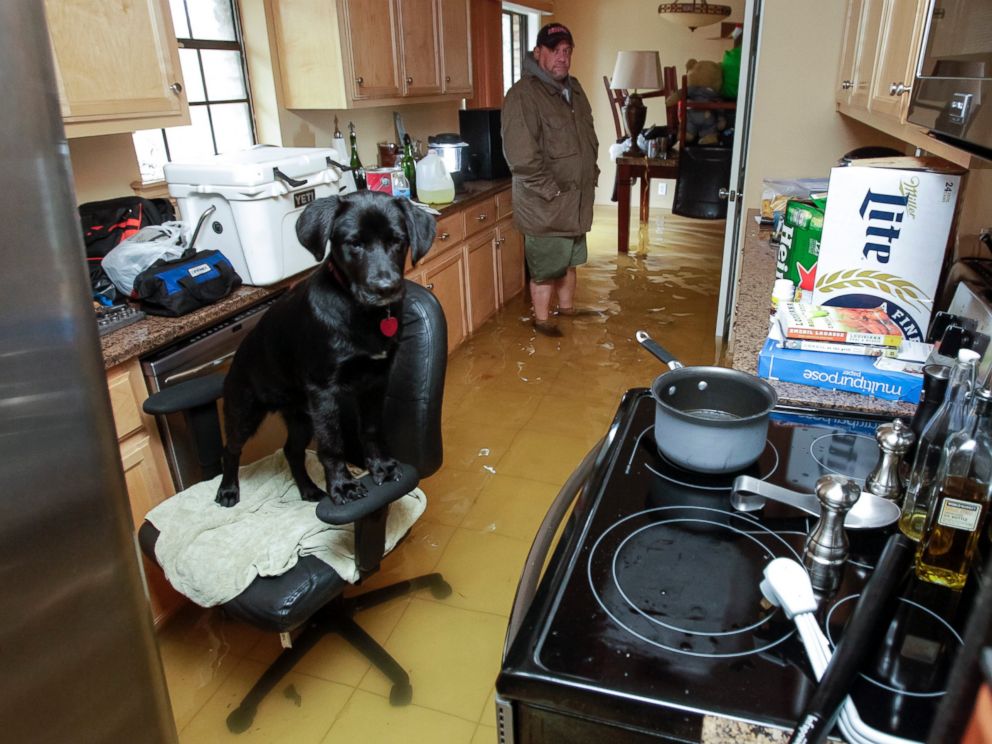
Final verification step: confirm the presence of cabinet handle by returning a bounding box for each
[438,231,450,241]
[426,282,434,290]
[446,75,451,83]
[477,213,488,222]
[841,80,853,90]
[356,76,364,86]
[170,82,183,94]
[406,76,414,84]
[889,82,911,96]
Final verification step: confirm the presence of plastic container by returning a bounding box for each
[415,152,455,205]
[164,146,342,286]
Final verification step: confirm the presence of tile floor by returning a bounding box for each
[156,205,726,743]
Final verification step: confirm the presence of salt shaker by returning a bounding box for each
[804,475,861,593]
[865,419,915,501]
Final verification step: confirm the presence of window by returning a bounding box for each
[501,4,541,93]
[133,0,255,182]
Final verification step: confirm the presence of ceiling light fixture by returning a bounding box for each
[657,1,731,31]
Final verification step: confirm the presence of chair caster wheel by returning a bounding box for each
[390,681,413,706]
[226,704,256,733]
[431,579,452,599]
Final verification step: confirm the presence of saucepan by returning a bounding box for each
[636,330,778,474]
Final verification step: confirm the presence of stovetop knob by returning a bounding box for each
[804,475,861,594]
[865,419,915,501]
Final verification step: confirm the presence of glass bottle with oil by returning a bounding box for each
[915,387,992,590]
[899,349,980,541]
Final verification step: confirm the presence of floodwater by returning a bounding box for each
[156,207,726,743]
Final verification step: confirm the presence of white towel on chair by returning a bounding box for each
[144,451,426,608]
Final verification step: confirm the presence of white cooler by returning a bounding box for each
[164,146,344,286]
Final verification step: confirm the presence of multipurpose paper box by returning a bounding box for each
[811,157,964,342]
[758,338,923,402]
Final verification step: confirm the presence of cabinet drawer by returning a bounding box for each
[496,189,513,220]
[464,196,497,238]
[435,210,466,249]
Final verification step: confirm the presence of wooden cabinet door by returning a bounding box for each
[397,0,442,96]
[496,219,526,304]
[415,249,467,352]
[341,0,402,100]
[45,0,188,133]
[835,0,883,110]
[439,0,473,95]
[868,0,926,123]
[464,228,498,331]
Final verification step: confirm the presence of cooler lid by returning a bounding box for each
[164,146,338,188]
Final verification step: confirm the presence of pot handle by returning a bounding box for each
[635,330,684,370]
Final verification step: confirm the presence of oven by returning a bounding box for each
[497,390,968,743]
[140,294,285,491]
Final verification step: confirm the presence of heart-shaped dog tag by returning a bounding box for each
[380,315,399,337]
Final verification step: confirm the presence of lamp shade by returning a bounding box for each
[610,51,663,91]
[658,1,731,31]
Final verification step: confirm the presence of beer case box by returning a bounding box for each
[775,197,826,302]
[811,157,964,342]
[758,337,923,402]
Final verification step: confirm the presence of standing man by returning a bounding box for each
[502,22,599,337]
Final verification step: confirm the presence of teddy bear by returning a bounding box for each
[666,58,728,146]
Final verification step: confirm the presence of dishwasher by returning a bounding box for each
[141,294,286,491]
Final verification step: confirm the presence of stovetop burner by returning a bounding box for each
[498,390,967,741]
[589,505,801,659]
[632,426,780,491]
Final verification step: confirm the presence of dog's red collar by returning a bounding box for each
[326,259,398,338]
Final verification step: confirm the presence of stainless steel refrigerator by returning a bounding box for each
[0,1,177,741]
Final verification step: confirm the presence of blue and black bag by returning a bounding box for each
[133,248,242,317]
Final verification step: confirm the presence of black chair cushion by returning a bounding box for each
[672,146,733,220]
[139,521,345,633]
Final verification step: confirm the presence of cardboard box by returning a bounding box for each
[812,157,964,342]
[757,338,923,402]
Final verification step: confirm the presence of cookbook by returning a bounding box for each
[778,301,904,347]
[781,338,898,358]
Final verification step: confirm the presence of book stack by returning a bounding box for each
[776,302,903,358]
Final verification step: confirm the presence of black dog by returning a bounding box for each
[215,191,436,508]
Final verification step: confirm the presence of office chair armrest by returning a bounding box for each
[142,374,225,415]
[315,462,419,525]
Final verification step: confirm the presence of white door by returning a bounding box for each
[715,0,761,341]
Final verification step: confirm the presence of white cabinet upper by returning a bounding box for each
[271,0,473,109]
[45,0,189,138]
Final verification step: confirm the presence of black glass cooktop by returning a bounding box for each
[498,390,965,741]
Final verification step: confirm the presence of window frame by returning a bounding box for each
[134,0,256,183]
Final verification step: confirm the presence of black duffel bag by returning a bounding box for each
[133,249,242,317]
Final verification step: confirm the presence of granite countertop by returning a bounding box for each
[100,179,512,369]
[730,209,916,419]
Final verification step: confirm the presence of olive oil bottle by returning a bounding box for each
[900,349,980,540]
[915,387,992,590]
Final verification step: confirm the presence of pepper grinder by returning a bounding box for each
[865,419,915,501]
[804,475,861,594]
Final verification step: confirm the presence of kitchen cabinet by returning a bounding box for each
[44,0,189,138]
[835,0,975,167]
[439,0,473,95]
[410,247,468,353]
[464,228,499,331]
[271,0,472,109]
[404,186,518,353]
[106,360,183,626]
[397,0,443,96]
[496,217,525,304]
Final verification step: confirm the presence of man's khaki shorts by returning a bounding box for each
[524,235,588,282]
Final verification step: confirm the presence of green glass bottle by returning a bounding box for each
[348,121,367,190]
[401,134,418,200]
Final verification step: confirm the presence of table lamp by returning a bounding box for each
[610,51,663,157]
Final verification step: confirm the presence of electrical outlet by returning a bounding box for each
[657,182,668,196]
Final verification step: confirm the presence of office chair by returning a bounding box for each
[138,281,449,732]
